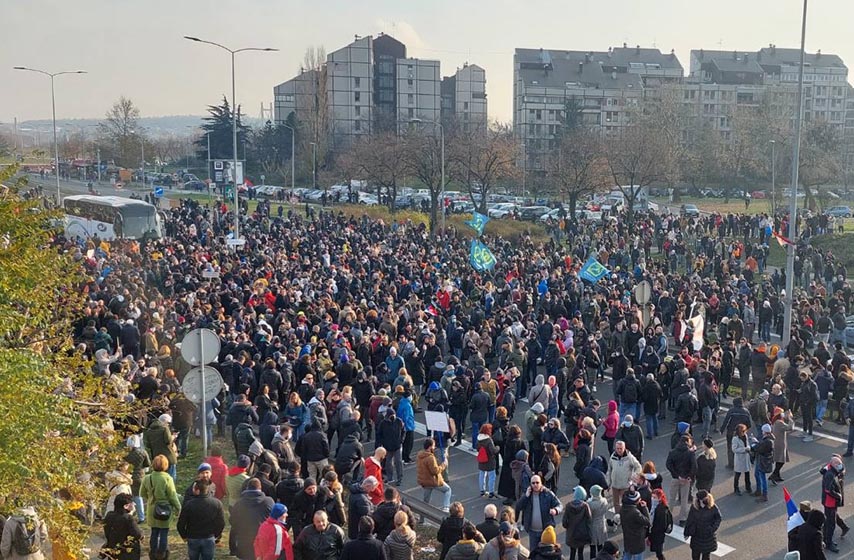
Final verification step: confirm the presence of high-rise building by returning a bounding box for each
[441,63,488,131]
[513,45,683,175]
[273,33,487,148]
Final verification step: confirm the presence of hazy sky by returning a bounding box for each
[2,0,851,127]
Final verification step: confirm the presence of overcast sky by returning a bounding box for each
[2,0,851,127]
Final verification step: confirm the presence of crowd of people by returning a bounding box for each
[5,195,854,560]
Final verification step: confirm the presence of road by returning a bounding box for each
[384,373,854,560]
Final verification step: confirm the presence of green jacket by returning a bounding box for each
[144,420,177,466]
[139,471,181,529]
[225,470,249,507]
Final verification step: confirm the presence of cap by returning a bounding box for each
[499,521,513,535]
[762,423,772,433]
[271,503,287,519]
[540,526,557,545]
[158,414,172,424]
[236,455,251,468]
[197,462,212,473]
[304,477,317,487]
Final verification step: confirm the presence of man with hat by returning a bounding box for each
[595,540,620,560]
[177,479,226,560]
[253,503,293,560]
[183,462,218,502]
[619,488,650,560]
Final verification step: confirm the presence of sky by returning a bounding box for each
[2,0,852,127]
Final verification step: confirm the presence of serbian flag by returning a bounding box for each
[426,304,441,317]
[773,231,793,247]
[784,487,804,532]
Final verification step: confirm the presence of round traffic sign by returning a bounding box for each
[181,366,224,404]
[181,328,221,366]
[634,280,652,305]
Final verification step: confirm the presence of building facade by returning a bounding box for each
[441,63,488,130]
[273,33,487,148]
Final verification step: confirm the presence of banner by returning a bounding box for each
[579,256,609,283]
[689,312,705,351]
[470,239,497,272]
[464,211,490,236]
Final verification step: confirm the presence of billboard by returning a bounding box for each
[210,160,244,186]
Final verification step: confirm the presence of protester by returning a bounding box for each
[176,480,226,560]
[293,511,345,560]
[417,437,452,512]
[684,490,722,560]
[648,488,672,560]
[561,486,592,560]
[253,504,293,560]
[514,475,561,551]
[139,455,180,560]
[230,478,275,560]
[101,494,143,560]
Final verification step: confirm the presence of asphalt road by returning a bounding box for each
[384,373,854,560]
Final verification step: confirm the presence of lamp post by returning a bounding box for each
[184,36,277,243]
[13,66,86,204]
[770,140,776,214]
[782,0,809,347]
[310,142,317,190]
[281,123,296,192]
[410,118,445,236]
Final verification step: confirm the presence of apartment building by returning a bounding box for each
[441,63,488,130]
[273,33,487,147]
[513,45,683,174]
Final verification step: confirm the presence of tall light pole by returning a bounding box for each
[281,123,296,191]
[410,118,445,236]
[13,66,86,204]
[310,142,317,190]
[770,140,776,214]
[184,36,277,243]
[783,0,809,347]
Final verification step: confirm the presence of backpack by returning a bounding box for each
[663,507,674,534]
[622,380,638,403]
[13,517,41,556]
[477,445,489,463]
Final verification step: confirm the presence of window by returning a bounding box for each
[354,120,361,131]
[284,94,294,102]
[408,94,414,104]
[354,77,360,88]
[355,106,361,116]
[465,102,470,110]
[535,109,542,120]
[355,91,361,102]
[407,79,413,86]
[408,108,414,118]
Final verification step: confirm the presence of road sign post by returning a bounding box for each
[181,328,221,458]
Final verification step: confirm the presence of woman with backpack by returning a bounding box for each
[561,486,592,560]
[647,488,673,560]
[476,424,499,498]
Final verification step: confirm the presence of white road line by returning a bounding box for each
[668,525,735,557]
[717,404,849,445]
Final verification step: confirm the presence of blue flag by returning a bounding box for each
[470,239,497,272]
[464,211,490,236]
[579,256,609,283]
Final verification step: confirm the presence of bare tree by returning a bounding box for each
[798,120,842,210]
[345,132,408,210]
[296,46,330,183]
[448,122,519,213]
[402,128,444,232]
[545,126,609,217]
[97,96,144,168]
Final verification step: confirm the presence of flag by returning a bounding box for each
[537,278,549,296]
[688,312,705,351]
[469,239,497,272]
[426,304,441,317]
[579,256,609,283]
[464,212,490,236]
[773,230,793,247]
[784,487,804,532]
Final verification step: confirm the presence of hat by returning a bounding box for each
[677,421,690,435]
[236,455,251,468]
[126,435,141,449]
[531,402,544,413]
[622,415,633,427]
[602,541,619,555]
[499,521,513,535]
[590,485,603,498]
[762,423,772,433]
[760,389,770,399]
[573,486,587,502]
[702,438,714,449]
[304,477,317,488]
[270,503,287,519]
[158,414,172,424]
[197,462,212,473]
[623,490,640,504]
[515,450,529,461]
[540,526,557,545]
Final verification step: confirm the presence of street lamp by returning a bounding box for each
[410,118,445,236]
[184,36,278,243]
[280,122,296,192]
[770,140,776,214]
[310,142,317,190]
[782,0,808,347]
[13,66,86,204]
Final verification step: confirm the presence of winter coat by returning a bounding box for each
[619,503,651,555]
[124,448,151,496]
[666,441,698,480]
[772,415,794,463]
[445,540,484,560]
[696,453,716,492]
[602,402,620,439]
[372,501,413,542]
[755,434,775,474]
[731,435,751,473]
[293,523,345,560]
[476,433,499,471]
[469,390,490,423]
[574,436,594,479]
[437,516,466,560]
[510,459,533,501]
[230,489,275,560]
[607,451,641,490]
[139,471,181,530]
[397,398,415,431]
[383,527,416,560]
[295,427,329,462]
[615,424,644,459]
[102,509,142,560]
[479,536,523,560]
[417,449,446,488]
[528,376,551,410]
[177,493,225,540]
[528,544,563,560]
[334,433,364,478]
[561,500,592,547]
[253,517,294,560]
[580,457,610,494]
[587,496,609,546]
[648,502,672,551]
[684,503,721,554]
[347,483,375,539]
[796,510,827,560]
[340,535,385,560]
[143,419,177,466]
[515,489,562,533]
[498,436,527,500]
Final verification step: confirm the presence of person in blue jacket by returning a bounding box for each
[397,390,416,463]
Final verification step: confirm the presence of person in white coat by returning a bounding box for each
[730,423,753,495]
[607,441,641,511]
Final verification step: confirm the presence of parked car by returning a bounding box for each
[183,180,207,191]
[751,190,767,199]
[825,205,852,218]
[680,203,700,217]
[488,203,517,218]
[518,205,551,221]
[357,192,379,206]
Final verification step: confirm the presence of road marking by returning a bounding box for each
[414,421,478,457]
[717,403,848,445]
[668,525,735,557]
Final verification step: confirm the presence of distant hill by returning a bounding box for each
[15,115,264,137]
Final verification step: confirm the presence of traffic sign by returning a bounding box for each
[153,186,164,198]
[181,328,221,366]
[634,280,652,305]
[181,366,224,404]
[226,238,246,246]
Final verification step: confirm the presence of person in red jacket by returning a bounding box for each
[364,448,386,505]
[204,445,229,501]
[254,503,293,560]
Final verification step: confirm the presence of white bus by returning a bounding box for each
[63,195,163,241]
